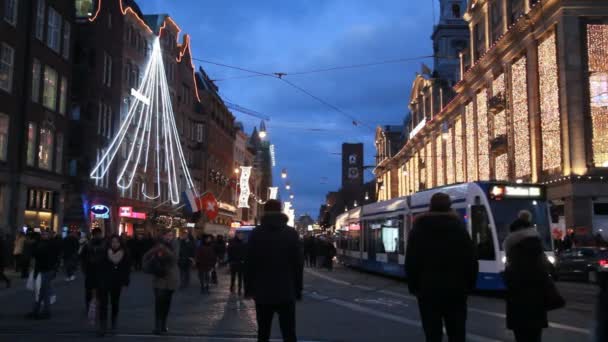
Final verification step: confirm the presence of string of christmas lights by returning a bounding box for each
[477,91,490,180]
[90,38,197,204]
[435,135,444,187]
[455,117,464,182]
[512,55,531,178]
[538,32,562,172]
[587,24,608,168]
[465,102,478,182]
[446,125,454,185]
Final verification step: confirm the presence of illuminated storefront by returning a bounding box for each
[24,189,56,231]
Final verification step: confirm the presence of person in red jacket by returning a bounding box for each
[195,235,216,294]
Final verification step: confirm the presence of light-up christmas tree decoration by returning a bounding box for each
[90,38,198,204]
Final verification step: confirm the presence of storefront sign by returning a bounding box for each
[90,205,110,219]
[119,206,146,219]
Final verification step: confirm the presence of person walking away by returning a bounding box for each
[26,230,59,319]
[13,232,25,273]
[63,230,80,281]
[177,230,195,289]
[21,232,36,279]
[309,237,318,268]
[97,235,131,336]
[503,211,555,342]
[215,235,227,267]
[405,193,478,342]
[302,236,311,267]
[128,234,143,271]
[195,235,216,294]
[80,228,107,312]
[0,234,11,288]
[227,232,246,294]
[245,200,304,342]
[143,229,178,335]
[325,239,336,271]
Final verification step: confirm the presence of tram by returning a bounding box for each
[335,182,555,290]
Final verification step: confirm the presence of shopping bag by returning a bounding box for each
[88,298,97,326]
[26,271,35,291]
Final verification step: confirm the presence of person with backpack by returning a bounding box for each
[143,229,178,335]
[80,228,107,312]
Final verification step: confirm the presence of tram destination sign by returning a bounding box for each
[489,185,543,199]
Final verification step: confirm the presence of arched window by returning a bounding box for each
[452,3,461,18]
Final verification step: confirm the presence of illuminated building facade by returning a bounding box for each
[375,0,608,232]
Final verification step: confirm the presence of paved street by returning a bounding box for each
[0,264,597,341]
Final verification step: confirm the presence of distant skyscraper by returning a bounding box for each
[431,0,469,83]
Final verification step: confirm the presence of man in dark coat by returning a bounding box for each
[80,228,107,311]
[245,200,304,342]
[503,211,552,342]
[227,232,247,294]
[176,230,195,289]
[26,230,60,319]
[405,193,478,342]
[63,230,80,281]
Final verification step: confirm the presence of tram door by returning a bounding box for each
[366,222,378,262]
[471,204,497,283]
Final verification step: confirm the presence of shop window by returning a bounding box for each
[38,127,54,171]
[0,114,7,161]
[75,0,94,18]
[586,24,608,167]
[3,0,18,26]
[35,0,45,40]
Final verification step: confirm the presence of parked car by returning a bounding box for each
[554,247,608,283]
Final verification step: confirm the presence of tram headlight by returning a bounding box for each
[548,256,556,264]
[501,256,507,264]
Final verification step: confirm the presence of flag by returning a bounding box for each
[183,189,201,213]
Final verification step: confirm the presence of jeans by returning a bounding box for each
[154,288,173,329]
[98,286,122,328]
[230,263,244,292]
[198,270,211,290]
[255,302,297,342]
[417,294,467,342]
[179,264,191,288]
[33,271,56,315]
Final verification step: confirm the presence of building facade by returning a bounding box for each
[375,0,608,235]
[233,124,257,224]
[1,0,74,233]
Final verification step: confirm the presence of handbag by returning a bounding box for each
[543,274,566,311]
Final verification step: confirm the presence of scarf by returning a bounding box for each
[108,249,124,265]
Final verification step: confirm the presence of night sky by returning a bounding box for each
[138,0,436,218]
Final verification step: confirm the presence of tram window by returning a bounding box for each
[471,205,496,260]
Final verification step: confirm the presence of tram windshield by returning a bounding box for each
[490,199,552,251]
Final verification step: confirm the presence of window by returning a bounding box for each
[75,0,94,18]
[42,66,58,110]
[26,122,37,166]
[59,76,67,115]
[31,59,41,102]
[102,52,112,87]
[474,22,486,59]
[46,7,61,53]
[0,113,8,161]
[34,0,45,40]
[0,43,14,93]
[38,127,54,170]
[471,205,495,260]
[62,21,70,59]
[451,3,461,18]
[491,0,503,42]
[55,132,63,173]
[3,0,18,26]
[510,0,525,24]
[97,102,112,138]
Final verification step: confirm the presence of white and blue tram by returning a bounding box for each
[335,182,555,291]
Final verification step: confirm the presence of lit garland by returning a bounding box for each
[538,32,562,172]
[512,55,531,178]
[495,153,508,180]
[238,166,252,208]
[90,38,197,204]
[455,117,464,182]
[477,91,490,180]
[446,126,454,185]
[406,159,411,194]
[425,142,433,188]
[408,157,414,194]
[435,135,444,186]
[493,73,507,137]
[414,151,420,192]
[586,24,608,167]
[465,102,477,181]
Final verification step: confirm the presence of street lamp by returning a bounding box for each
[285,183,291,190]
[364,192,369,201]
[353,200,358,207]
[259,120,267,139]
[281,168,287,179]
[234,167,240,174]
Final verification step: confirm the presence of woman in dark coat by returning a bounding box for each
[97,235,130,336]
[503,211,551,342]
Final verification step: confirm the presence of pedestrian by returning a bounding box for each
[405,193,478,342]
[195,235,216,294]
[13,232,25,273]
[303,235,311,267]
[21,232,36,279]
[80,228,107,312]
[503,211,557,342]
[26,230,59,319]
[176,230,195,289]
[227,232,246,294]
[309,236,318,268]
[97,235,131,336]
[143,229,178,335]
[325,239,336,271]
[128,234,143,271]
[62,230,80,281]
[214,235,227,266]
[245,200,304,342]
[0,234,11,288]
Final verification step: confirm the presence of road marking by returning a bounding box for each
[327,298,501,342]
[306,268,592,336]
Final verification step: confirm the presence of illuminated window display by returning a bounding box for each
[538,33,562,172]
[455,117,464,182]
[477,91,490,180]
[512,55,531,178]
[465,102,477,181]
[586,24,608,167]
[495,153,508,181]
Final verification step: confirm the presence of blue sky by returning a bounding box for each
[138,0,436,218]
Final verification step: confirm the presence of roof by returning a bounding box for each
[123,0,144,19]
[143,14,169,34]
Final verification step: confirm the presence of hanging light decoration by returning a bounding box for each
[238,166,252,208]
[259,120,267,139]
[281,168,287,179]
[285,183,291,190]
